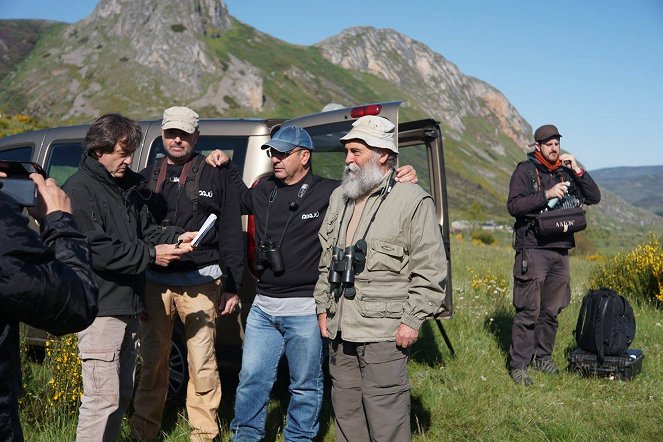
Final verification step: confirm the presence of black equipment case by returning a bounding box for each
[568,348,644,380]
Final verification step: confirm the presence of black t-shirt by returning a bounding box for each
[141,154,244,293]
[227,162,339,298]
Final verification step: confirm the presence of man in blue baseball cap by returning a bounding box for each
[206,124,418,440]
[262,125,315,185]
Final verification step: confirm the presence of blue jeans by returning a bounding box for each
[230,305,324,442]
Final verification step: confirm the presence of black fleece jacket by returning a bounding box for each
[140,153,244,293]
[226,161,339,298]
[508,155,601,251]
[0,195,98,442]
[63,154,181,316]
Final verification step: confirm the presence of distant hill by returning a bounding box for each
[0,19,59,81]
[591,166,663,217]
[0,0,660,249]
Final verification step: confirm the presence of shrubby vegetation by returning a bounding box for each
[0,111,44,137]
[470,230,495,246]
[588,235,662,304]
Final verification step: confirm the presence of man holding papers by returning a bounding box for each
[130,106,244,442]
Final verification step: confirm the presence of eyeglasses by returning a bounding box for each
[265,147,303,159]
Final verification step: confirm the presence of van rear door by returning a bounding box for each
[283,102,453,319]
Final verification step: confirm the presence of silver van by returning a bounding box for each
[0,101,452,401]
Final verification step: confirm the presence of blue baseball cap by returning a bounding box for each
[262,125,314,152]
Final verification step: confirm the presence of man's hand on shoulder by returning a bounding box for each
[205,149,230,168]
[395,323,419,348]
[394,164,418,184]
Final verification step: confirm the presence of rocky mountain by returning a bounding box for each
[316,27,533,217]
[316,27,530,146]
[0,0,661,241]
[0,0,262,121]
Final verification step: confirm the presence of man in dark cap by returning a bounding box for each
[507,124,601,385]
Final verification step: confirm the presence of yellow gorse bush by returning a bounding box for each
[45,334,83,411]
[588,235,663,303]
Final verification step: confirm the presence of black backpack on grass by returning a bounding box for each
[574,288,636,362]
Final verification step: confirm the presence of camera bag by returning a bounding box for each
[574,288,636,363]
[568,348,644,380]
[536,206,587,236]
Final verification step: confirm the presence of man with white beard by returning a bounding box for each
[203,124,417,441]
[314,115,448,442]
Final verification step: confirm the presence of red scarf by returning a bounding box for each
[533,150,561,171]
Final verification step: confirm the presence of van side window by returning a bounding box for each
[0,146,33,161]
[47,142,83,185]
[397,143,431,194]
[147,136,249,172]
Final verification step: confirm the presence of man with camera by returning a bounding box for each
[0,167,98,441]
[507,124,600,386]
[314,115,447,442]
[130,106,244,442]
[61,113,196,441]
[205,125,418,441]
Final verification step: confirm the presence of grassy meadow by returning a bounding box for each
[20,234,663,441]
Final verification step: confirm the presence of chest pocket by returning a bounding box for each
[367,239,407,272]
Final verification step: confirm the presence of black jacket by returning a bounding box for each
[63,154,180,316]
[140,154,244,293]
[0,195,98,442]
[508,155,601,251]
[226,161,339,298]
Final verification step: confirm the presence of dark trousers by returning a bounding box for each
[509,248,571,369]
[329,339,411,442]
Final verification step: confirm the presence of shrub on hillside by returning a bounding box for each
[0,112,45,137]
[588,235,663,304]
[471,231,495,245]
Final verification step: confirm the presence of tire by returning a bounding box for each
[167,323,188,403]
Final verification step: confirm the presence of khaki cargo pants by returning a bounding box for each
[328,339,411,442]
[76,315,140,442]
[131,280,221,441]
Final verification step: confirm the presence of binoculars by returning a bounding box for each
[254,240,285,273]
[327,239,367,299]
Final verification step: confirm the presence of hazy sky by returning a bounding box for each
[1,0,662,170]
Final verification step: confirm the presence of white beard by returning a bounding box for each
[341,153,386,200]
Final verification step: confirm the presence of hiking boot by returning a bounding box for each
[510,368,533,385]
[531,358,559,374]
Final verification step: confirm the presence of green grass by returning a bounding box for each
[20,237,663,441]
